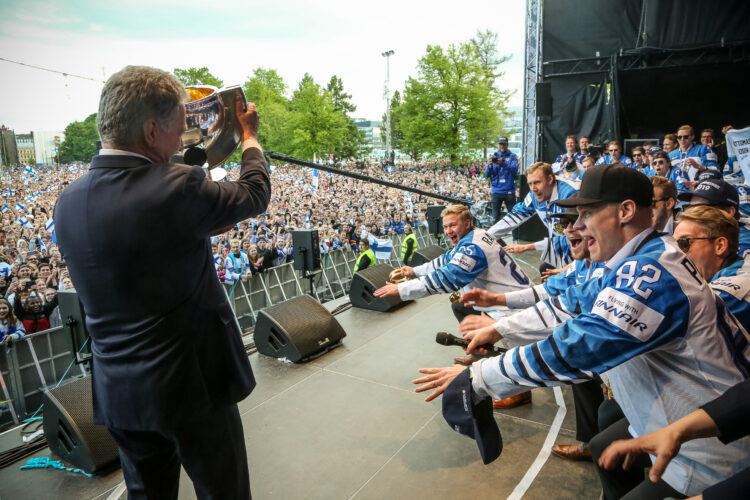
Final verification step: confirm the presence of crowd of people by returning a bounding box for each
[2,90,749,498]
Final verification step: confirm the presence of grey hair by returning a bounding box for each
[97,65,188,148]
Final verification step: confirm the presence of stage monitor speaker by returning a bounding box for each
[536,82,552,120]
[349,264,411,312]
[410,244,446,267]
[292,229,321,272]
[42,377,120,475]
[254,295,346,362]
[426,205,445,235]
[511,174,548,243]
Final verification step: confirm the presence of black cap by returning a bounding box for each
[550,201,579,219]
[697,170,722,181]
[648,146,663,156]
[555,164,653,207]
[677,179,739,208]
[497,136,508,144]
[442,369,503,464]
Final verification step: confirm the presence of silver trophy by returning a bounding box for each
[181,85,246,177]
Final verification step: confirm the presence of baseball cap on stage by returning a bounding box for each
[442,368,503,464]
[696,170,723,181]
[550,203,579,220]
[555,163,652,207]
[497,136,508,144]
[648,146,663,156]
[677,179,739,208]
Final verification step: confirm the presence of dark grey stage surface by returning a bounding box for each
[0,250,601,500]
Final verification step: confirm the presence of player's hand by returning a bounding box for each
[401,266,415,278]
[598,427,682,483]
[460,289,500,308]
[458,312,495,334]
[374,283,399,298]
[505,243,534,253]
[413,365,467,402]
[541,267,565,281]
[464,325,502,354]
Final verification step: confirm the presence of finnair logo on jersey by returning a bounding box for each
[592,287,664,341]
[451,253,476,272]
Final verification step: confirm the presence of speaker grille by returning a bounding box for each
[410,245,446,267]
[349,264,410,312]
[255,295,346,362]
[43,377,119,474]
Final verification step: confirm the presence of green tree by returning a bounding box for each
[325,75,363,159]
[59,113,99,163]
[242,68,290,153]
[398,34,510,162]
[173,67,224,88]
[285,74,349,160]
[326,75,356,114]
[383,90,403,151]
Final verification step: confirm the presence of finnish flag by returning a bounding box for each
[45,217,55,232]
[16,202,24,211]
[17,216,33,229]
[1,204,7,213]
[366,233,394,260]
[312,168,319,189]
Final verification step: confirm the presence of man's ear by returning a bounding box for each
[619,200,638,225]
[714,236,730,259]
[142,118,159,148]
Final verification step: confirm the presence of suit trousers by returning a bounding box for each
[107,404,250,500]
[590,417,686,500]
[572,379,605,443]
[451,301,480,323]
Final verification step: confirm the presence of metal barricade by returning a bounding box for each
[0,325,87,429]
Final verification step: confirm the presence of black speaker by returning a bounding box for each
[410,244,446,267]
[536,82,552,120]
[512,174,548,243]
[426,205,445,235]
[349,264,411,312]
[42,377,120,475]
[254,295,346,362]
[292,229,321,272]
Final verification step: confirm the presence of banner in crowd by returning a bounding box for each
[726,127,750,181]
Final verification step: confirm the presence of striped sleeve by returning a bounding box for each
[471,256,691,399]
[487,195,536,238]
[398,244,487,300]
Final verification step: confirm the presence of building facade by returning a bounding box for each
[15,133,35,165]
[32,130,64,166]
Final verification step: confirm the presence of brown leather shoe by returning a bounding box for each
[492,391,532,409]
[551,442,592,461]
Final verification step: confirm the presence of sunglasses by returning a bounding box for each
[651,159,667,166]
[676,236,715,253]
[553,219,576,233]
[677,135,690,140]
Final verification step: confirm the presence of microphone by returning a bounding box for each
[435,332,506,355]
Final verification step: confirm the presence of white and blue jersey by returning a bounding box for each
[552,153,585,174]
[735,185,750,218]
[397,228,530,302]
[669,144,719,180]
[596,153,632,167]
[739,220,750,258]
[663,166,688,193]
[224,252,249,284]
[488,179,579,268]
[470,229,750,496]
[712,257,750,334]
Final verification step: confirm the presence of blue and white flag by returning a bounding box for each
[0,204,7,213]
[312,168,319,189]
[17,216,33,229]
[45,217,55,232]
[15,202,24,211]
[366,233,394,260]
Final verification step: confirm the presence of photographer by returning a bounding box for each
[484,136,519,222]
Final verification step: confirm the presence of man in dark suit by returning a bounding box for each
[54,65,270,499]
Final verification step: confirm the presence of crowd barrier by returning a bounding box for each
[224,227,449,328]
[0,227,448,428]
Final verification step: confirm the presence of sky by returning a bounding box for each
[0,0,526,133]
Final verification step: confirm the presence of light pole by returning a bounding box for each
[382,49,394,163]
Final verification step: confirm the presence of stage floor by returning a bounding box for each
[0,250,602,500]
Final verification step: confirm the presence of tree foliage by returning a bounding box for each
[243,68,290,153]
[394,31,510,161]
[59,113,99,163]
[173,67,224,88]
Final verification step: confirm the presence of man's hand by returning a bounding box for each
[683,158,703,170]
[236,95,260,145]
[683,180,699,191]
[458,312,495,334]
[598,427,682,483]
[541,266,566,281]
[505,243,535,253]
[374,283,399,298]
[460,289,502,308]
[413,365,467,402]
[400,266,415,278]
[464,325,502,354]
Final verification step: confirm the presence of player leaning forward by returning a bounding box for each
[374,204,532,322]
[415,164,750,499]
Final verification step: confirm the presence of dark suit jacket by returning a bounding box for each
[54,148,270,431]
